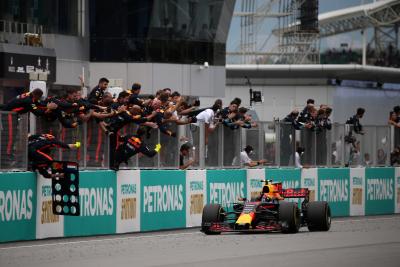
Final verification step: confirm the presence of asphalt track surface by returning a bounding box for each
[1,215,400,267]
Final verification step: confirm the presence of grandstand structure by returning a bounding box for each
[228,0,400,65]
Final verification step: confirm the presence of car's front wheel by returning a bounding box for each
[201,204,225,235]
[279,201,300,233]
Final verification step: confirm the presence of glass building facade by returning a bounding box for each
[1,0,234,65]
[0,0,79,35]
[89,0,232,65]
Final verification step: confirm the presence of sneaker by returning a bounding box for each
[155,143,162,153]
[111,162,120,171]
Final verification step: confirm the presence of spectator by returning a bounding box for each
[299,101,316,165]
[298,98,315,123]
[377,148,387,165]
[111,91,130,110]
[390,146,400,166]
[195,99,222,145]
[179,143,195,170]
[2,88,45,115]
[219,100,239,120]
[388,110,400,127]
[128,83,143,106]
[88,77,109,104]
[231,97,242,107]
[363,153,372,167]
[57,88,93,128]
[390,107,400,148]
[163,88,172,96]
[295,146,305,168]
[1,88,57,165]
[237,145,266,167]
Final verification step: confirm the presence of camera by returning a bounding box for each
[345,132,356,144]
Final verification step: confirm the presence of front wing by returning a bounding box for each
[203,221,283,233]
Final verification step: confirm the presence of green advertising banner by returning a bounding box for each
[318,168,350,217]
[0,172,37,242]
[365,168,395,215]
[207,169,246,210]
[64,171,116,237]
[140,170,186,231]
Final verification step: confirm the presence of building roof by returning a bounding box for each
[226,64,400,83]
[273,0,400,37]
[319,0,400,37]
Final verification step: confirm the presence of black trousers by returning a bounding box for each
[114,143,157,168]
[29,148,53,178]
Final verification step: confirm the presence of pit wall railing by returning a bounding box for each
[1,167,399,243]
[0,113,399,171]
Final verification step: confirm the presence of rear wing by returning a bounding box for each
[281,188,309,198]
[260,180,309,198]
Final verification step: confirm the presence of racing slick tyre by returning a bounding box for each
[201,204,225,235]
[279,201,300,233]
[307,201,331,232]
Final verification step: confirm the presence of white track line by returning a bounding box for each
[0,215,398,251]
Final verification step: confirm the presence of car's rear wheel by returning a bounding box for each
[201,204,225,235]
[307,201,331,231]
[279,201,300,233]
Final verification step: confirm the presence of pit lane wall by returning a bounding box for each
[0,167,399,242]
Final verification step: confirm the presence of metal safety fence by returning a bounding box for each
[0,112,28,170]
[0,112,397,171]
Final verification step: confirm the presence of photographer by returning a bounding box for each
[345,107,365,166]
[280,110,301,166]
[346,107,365,135]
[344,131,361,167]
[315,107,332,165]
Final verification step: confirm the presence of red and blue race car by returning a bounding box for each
[201,180,331,234]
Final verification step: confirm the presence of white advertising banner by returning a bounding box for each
[36,174,64,239]
[186,170,206,227]
[396,167,400,213]
[301,168,318,201]
[116,170,140,233]
[350,168,365,216]
[246,168,265,201]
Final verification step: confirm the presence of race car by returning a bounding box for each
[201,180,331,234]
